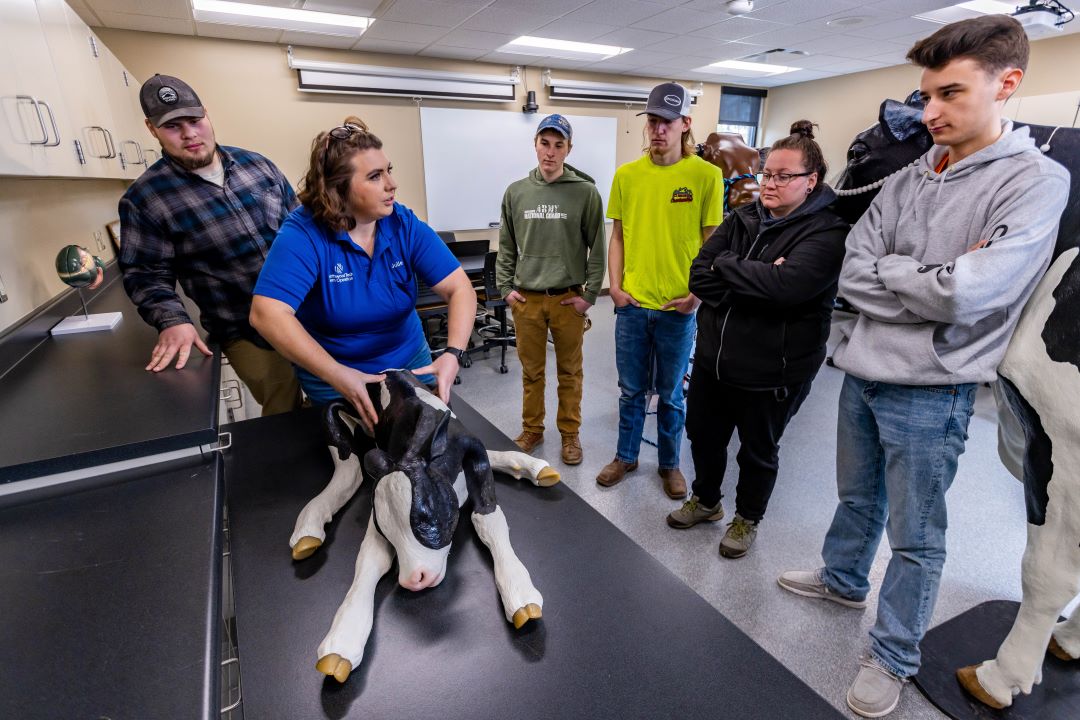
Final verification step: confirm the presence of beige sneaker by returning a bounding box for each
[666,496,724,529]
[561,434,582,465]
[719,514,758,558]
[514,430,544,453]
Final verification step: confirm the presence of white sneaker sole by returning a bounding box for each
[776,576,868,609]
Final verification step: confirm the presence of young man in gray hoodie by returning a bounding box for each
[778,15,1070,718]
[497,114,606,465]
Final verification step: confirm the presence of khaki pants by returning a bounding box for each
[510,289,586,436]
[221,338,302,417]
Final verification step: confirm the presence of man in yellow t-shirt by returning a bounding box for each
[596,82,723,498]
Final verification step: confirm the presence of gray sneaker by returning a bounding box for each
[777,568,868,609]
[719,514,757,558]
[666,496,724,529]
[847,657,905,718]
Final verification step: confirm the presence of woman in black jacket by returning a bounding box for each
[666,120,849,559]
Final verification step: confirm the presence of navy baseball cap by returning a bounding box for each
[536,114,572,140]
[140,74,205,127]
[637,82,691,120]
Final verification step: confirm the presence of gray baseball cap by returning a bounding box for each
[637,82,691,120]
[140,74,205,127]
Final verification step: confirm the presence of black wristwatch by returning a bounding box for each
[443,346,466,362]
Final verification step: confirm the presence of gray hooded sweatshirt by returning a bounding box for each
[832,121,1070,385]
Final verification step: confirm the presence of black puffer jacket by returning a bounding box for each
[689,185,849,390]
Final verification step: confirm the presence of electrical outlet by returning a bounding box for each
[0,272,8,303]
[93,230,106,253]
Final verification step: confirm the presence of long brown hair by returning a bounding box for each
[297,116,383,232]
[769,120,827,182]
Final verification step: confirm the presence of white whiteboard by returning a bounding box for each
[420,107,617,231]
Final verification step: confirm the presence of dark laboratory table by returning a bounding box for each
[0,275,219,482]
[224,400,843,720]
[0,453,223,720]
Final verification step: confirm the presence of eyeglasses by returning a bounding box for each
[760,171,813,187]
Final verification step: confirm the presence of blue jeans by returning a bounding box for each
[821,373,976,678]
[298,343,435,405]
[614,304,696,469]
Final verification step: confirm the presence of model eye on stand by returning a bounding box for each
[51,245,121,335]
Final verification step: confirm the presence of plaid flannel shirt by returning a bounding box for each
[118,145,298,344]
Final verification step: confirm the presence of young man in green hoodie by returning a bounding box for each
[496,114,606,465]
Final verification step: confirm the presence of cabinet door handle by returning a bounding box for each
[37,100,61,147]
[120,139,141,165]
[86,126,117,158]
[15,95,49,145]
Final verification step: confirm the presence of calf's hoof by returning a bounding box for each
[512,602,543,629]
[316,653,353,683]
[536,466,561,488]
[291,536,322,561]
[956,664,1009,709]
[1049,636,1078,661]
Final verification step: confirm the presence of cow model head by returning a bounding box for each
[697,131,761,213]
[832,91,933,226]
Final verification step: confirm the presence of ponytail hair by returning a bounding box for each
[298,116,383,232]
[769,120,827,182]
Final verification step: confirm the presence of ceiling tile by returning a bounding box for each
[849,17,944,41]
[630,7,734,34]
[703,40,772,61]
[351,37,427,54]
[303,0,382,14]
[584,48,678,69]
[436,28,516,50]
[746,0,864,25]
[865,49,913,66]
[591,27,675,48]
[194,22,282,42]
[363,20,449,44]
[738,24,835,48]
[88,0,190,20]
[279,30,359,48]
[419,45,490,61]
[94,10,195,33]
[531,17,618,42]
[461,7,561,34]
[825,38,910,60]
[478,50,548,64]
[645,34,730,57]
[558,0,667,26]
[544,57,599,70]
[689,16,785,41]
[380,0,486,27]
[491,0,590,12]
[865,0,957,13]
[815,57,889,73]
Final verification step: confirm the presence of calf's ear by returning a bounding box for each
[879,98,925,142]
[364,448,395,481]
[322,400,358,461]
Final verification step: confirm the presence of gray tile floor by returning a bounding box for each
[454,296,1069,720]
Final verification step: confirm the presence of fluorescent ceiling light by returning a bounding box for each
[499,35,631,61]
[698,59,798,76]
[192,0,373,35]
[914,1,1015,24]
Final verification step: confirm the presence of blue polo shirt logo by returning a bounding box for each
[329,262,353,284]
[391,260,404,269]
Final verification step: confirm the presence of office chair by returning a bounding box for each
[436,230,456,244]
[466,250,515,374]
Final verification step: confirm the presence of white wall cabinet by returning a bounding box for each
[0,0,81,176]
[1,0,148,180]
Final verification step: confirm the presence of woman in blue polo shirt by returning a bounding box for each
[250,117,476,430]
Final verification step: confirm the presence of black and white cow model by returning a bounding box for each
[288,370,561,683]
[834,101,1080,709]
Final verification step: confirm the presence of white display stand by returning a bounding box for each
[51,312,122,335]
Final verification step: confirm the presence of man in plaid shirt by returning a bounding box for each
[119,74,301,415]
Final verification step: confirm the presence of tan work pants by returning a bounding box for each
[510,289,586,436]
[221,338,302,417]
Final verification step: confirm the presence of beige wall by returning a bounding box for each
[96,28,723,245]
[762,33,1080,183]
[0,177,124,334]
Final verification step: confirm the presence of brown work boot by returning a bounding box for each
[514,430,544,453]
[596,458,638,487]
[561,434,583,465]
[659,468,687,499]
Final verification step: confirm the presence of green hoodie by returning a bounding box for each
[496,164,606,305]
